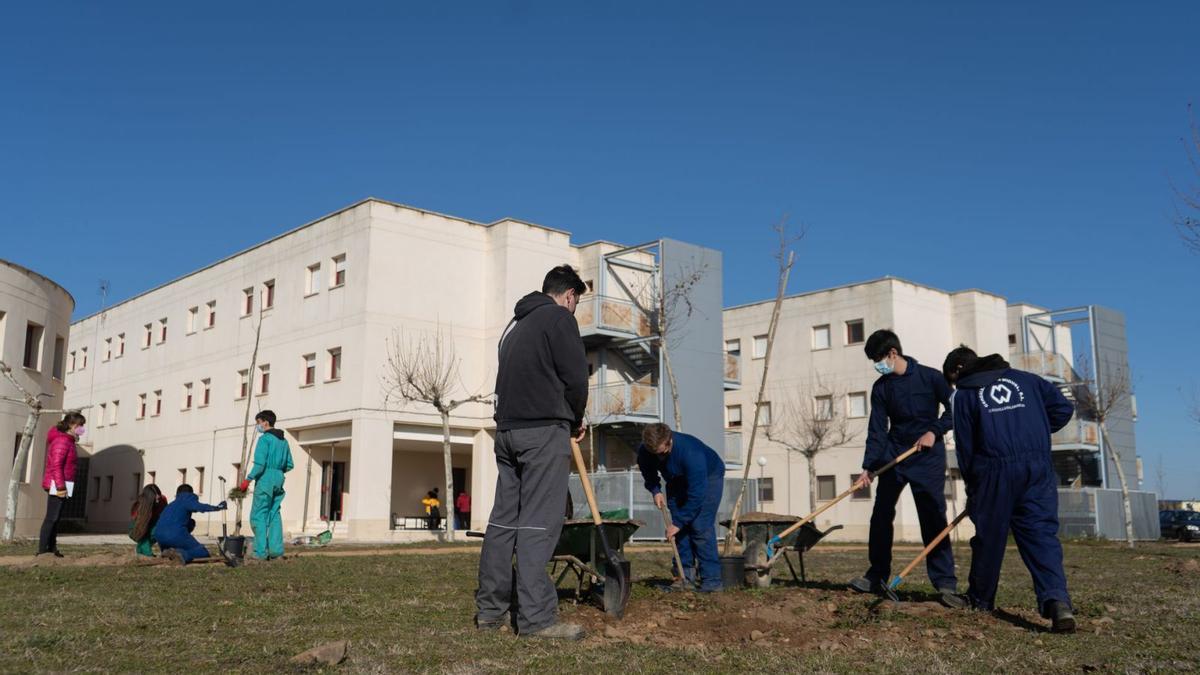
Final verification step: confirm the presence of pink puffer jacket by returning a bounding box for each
[41,427,77,491]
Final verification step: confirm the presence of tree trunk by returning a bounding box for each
[805,451,818,514]
[662,341,683,430]
[3,407,40,542]
[1101,424,1136,548]
[441,408,455,541]
[233,314,264,536]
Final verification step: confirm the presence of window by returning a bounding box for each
[90,476,100,501]
[758,402,771,426]
[945,469,960,501]
[153,390,162,417]
[69,351,76,373]
[12,433,31,483]
[148,470,156,485]
[103,476,113,501]
[109,400,119,426]
[52,337,65,379]
[752,334,767,359]
[262,280,275,310]
[117,333,125,357]
[814,395,833,421]
[97,403,107,428]
[137,394,147,419]
[758,477,774,502]
[80,346,87,369]
[845,320,865,345]
[232,463,241,483]
[201,379,211,407]
[183,383,193,410]
[258,364,270,395]
[103,337,112,362]
[143,324,153,348]
[328,348,342,381]
[132,473,142,498]
[237,370,249,399]
[812,324,831,350]
[242,288,254,316]
[158,318,167,344]
[187,307,199,334]
[206,301,216,328]
[851,475,872,500]
[331,254,346,288]
[303,354,316,386]
[178,468,187,487]
[306,263,321,295]
[725,338,741,354]
[23,322,44,370]
[195,467,205,495]
[726,404,743,428]
[848,392,868,418]
[817,475,836,501]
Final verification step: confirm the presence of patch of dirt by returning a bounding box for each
[4,552,151,568]
[1166,558,1200,575]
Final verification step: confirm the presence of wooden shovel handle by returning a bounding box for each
[895,510,969,581]
[570,439,603,526]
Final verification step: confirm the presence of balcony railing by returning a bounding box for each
[588,382,659,422]
[575,295,654,339]
[724,352,741,387]
[1052,419,1100,448]
[1011,351,1078,383]
[722,431,744,465]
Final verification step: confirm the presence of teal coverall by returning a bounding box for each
[248,429,294,559]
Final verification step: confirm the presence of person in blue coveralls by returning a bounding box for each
[848,329,964,608]
[636,422,726,592]
[153,484,226,564]
[942,345,1077,633]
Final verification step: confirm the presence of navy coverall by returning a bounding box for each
[862,356,957,589]
[953,362,1075,616]
[637,432,725,590]
[152,493,223,563]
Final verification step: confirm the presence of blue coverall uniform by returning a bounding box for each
[953,360,1075,616]
[637,431,725,591]
[153,493,223,563]
[248,429,294,560]
[862,356,957,590]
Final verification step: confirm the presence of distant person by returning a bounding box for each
[636,423,726,592]
[423,491,441,530]
[38,412,85,557]
[455,490,472,530]
[943,346,1078,632]
[154,484,226,565]
[237,410,293,561]
[129,484,167,557]
[476,264,589,641]
[849,329,963,608]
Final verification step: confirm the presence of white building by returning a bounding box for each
[65,199,726,541]
[0,259,75,537]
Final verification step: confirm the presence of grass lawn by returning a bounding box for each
[0,540,1196,673]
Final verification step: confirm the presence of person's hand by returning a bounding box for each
[666,524,680,540]
[916,431,937,450]
[573,425,587,443]
[218,501,228,511]
[238,479,250,492]
[654,493,666,510]
[54,489,67,498]
[856,470,873,487]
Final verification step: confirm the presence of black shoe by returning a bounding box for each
[52,550,64,558]
[1047,601,1076,634]
[848,577,885,594]
[475,612,511,632]
[937,587,967,609]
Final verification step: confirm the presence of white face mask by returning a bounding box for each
[255,424,265,433]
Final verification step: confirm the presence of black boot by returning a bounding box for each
[1047,600,1076,634]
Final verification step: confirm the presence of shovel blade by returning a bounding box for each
[603,558,632,618]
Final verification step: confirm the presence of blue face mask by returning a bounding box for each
[255,423,265,433]
[873,358,894,376]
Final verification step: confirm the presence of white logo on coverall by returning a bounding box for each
[978,378,1026,413]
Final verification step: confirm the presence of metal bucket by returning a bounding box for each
[719,555,745,589]
[219,535,246,560]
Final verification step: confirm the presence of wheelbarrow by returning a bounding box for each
[721,513,843,588]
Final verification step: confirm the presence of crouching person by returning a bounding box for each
[636,423,726,592]
[943,346,1077,633]
[153,484,226,565]
[129,484,168,557]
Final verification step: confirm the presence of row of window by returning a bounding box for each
[726,319,866,359]
[91,348,343,428]
[66,253,348,375]
[725,391,869,428]
[89,466,236,503]
[756,475,873,503]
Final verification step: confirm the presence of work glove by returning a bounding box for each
[218,501,228,510]
[238,479,250,492]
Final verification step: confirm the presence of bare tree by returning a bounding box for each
[231,305,265,537]
[766,380,861,514]
[0,360,85,542]
[1173,103,1200,254]
[383,327,491,541]
[724,221,802,555]
[1074,357,1137,547]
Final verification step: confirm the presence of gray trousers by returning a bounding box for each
[475,423,570,634]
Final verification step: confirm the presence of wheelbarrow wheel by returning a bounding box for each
[743,541,772,589]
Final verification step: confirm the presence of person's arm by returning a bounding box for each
[44,437,67,492]
[247,435,267,482]
[636,448,662,495]
[549,313,589,429]
[952,390,976,485]
[1040,377,1075,433]
[283,441,294,473]
[930,371,954,437]
[862,382,889,472]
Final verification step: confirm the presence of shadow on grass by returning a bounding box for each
[991,608,1047,633]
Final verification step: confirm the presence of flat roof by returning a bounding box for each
[724,276,1008,312]
[0,258,76,308]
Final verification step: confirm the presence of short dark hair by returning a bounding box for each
[56,412,86,433]
[942,345,978,385]
[255,410,277,427]
[641,423,674,451]
[176,484,194,496]
[864,329,903,361]
[542,265,586,297]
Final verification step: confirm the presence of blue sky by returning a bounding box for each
[2,2,1198,497]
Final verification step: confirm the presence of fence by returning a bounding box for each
[569,469,759,541]
[1058,488,1160,540]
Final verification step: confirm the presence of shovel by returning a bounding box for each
[216,476,243,567]
[657,493,689,591]
[570,438,631,618]
[766,443,922,563]
[884,510,969,601]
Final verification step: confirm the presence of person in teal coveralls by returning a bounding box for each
[238,410,294,560]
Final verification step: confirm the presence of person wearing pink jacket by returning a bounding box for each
[38,412,85,557]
